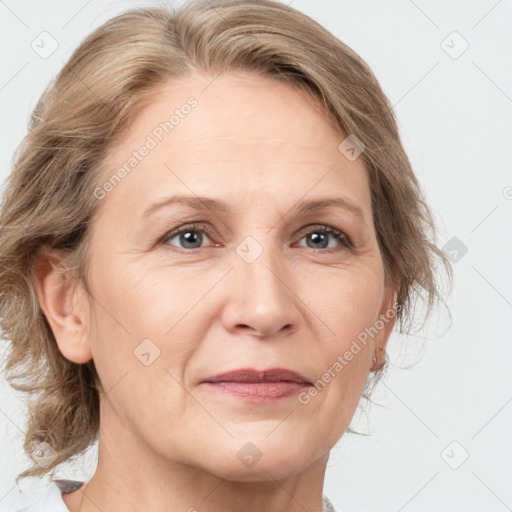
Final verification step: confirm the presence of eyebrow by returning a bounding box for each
[142,195,365,221]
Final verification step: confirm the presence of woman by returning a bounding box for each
[0,1,452,511]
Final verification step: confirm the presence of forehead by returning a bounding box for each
[95,70,372,222]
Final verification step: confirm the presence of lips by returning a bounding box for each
[202,367,312,385]
[201,368,313,402]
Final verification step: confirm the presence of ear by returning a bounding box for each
[33,247,92,364]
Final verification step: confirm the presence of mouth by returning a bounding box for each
[201,368,312,402]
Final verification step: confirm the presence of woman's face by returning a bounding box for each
[78,70,396,480]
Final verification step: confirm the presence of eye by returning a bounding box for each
[159,223,214,250]
[159,222,353,253]
[296,225,352,251]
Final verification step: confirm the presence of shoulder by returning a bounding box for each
[8,477,84,512]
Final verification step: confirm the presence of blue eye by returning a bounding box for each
[159,223,353,252]
[160,223,213,250]
[297,226,351,251]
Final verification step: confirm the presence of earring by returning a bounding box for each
[371,342,384,371]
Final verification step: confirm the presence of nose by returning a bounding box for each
[221,240,302,339]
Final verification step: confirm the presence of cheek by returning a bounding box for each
[310,262,385,350]
[302,265,384,412]
[88,249,181,338]
[85,262,195,441]
[85,254,204,402]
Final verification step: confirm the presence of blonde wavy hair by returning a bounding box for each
[0,0,453,482]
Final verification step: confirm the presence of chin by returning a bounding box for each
[200,438,318,482]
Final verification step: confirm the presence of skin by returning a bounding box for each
[35,70,397,512]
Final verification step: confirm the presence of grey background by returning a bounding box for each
[1,1,511,511]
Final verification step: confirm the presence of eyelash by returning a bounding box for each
[158,222,354,253]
